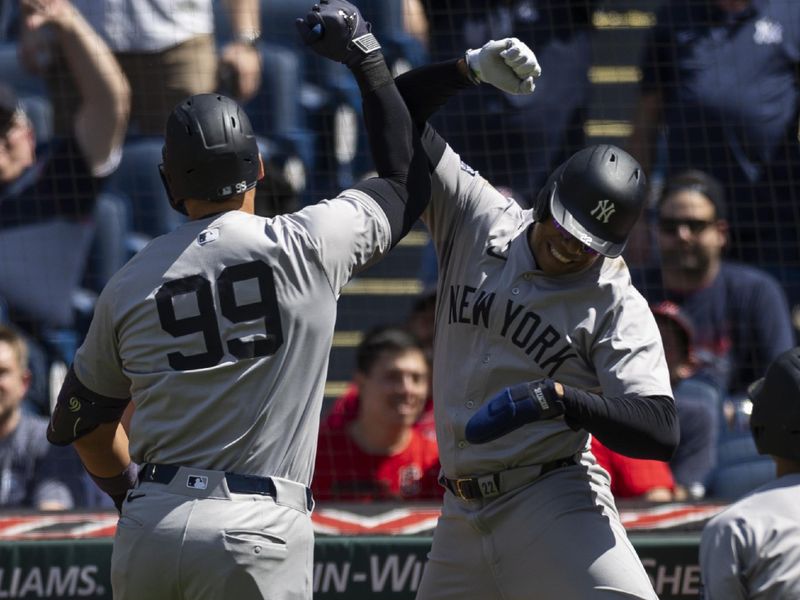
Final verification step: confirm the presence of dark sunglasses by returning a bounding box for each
[552,219,598,256]
[658,218,716,235]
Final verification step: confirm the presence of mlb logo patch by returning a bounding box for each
[198,228,219,246]
[187,475,209,490]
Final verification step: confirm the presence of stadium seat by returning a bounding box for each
[707,433,777,500]
[0,41,45,96]
[707,457,776,501]
[0,2,19,41]
[83,192,134,294]
[105,136,186,239]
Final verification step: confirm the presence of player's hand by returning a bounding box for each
[295,0,381,67]
[465,379,565,444]
[465,38,541,95]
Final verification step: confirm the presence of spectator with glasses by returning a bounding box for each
[632,169,794,400]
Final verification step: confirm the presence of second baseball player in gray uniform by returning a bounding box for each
[394,40,679,598]
[700,347,800,599]
[46,2,430,599]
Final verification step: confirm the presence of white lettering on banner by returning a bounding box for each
[641,559,701,596]
[313,563,350,593]
[313,554,427,594]
[370,554,422,592]
[0,566,101,598]
[47,568,79,596]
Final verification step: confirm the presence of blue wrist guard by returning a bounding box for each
[465,379,565,444]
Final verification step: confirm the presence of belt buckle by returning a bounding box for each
[453,478,473,500]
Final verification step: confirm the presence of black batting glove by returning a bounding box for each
[295,0,381,68]
[465,379,566,444]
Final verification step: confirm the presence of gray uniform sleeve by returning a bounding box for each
[73,280,131,399]
[423,143,507,266]
[700,515,750,600]
[281,190,392,295]
[592,278,673,398]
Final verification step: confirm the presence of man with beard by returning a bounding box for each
[633,169,794,398]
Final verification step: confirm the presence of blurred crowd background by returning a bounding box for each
[1,0,799,510]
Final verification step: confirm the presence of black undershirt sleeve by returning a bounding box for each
[347,52,431,246]
[560,386,680,461]
[393,59,478,172]
[395,59,476,130]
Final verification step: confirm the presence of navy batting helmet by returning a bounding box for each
[532,144,647,257]
[748,347,800,461]
[159,93,261,215]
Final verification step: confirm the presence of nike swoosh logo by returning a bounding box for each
[127,493,146,502]
[486,246,508,261]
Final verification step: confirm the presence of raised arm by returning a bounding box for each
[220,0,262,103]
[296,0,430,246]
[21,0,130,175]
[396,38,540,128]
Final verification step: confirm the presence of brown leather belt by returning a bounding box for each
[441,456,578,501]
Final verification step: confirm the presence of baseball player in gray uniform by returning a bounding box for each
[699,347,800,599]
[45,2,430,599]
[393,39,679,598]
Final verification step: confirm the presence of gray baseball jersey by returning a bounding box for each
[700,474,800,599]
[415,142,670,600]
[73,190,390,487]
[424,143,672,478]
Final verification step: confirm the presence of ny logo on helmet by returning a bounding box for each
[591,200,616,223]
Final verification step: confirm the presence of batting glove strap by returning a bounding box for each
[463,49,482,85]
[517,379,565,421]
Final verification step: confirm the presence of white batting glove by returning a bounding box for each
[465,38,541,95]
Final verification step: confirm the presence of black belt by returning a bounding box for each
[139,463,314,510]
[442,456,578,501]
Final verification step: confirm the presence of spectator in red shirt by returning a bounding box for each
[323,287,437,439]
[314,327,441,502]
[591,438,676,501]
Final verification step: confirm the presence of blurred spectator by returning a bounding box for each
[324,288,436,436]
[421,0,595,205]
[628,0,800,282]
[0,325,79,509]
[22,0,259,136]
[0,0,129,366]
[700,347,800,598]
[314,327,441,502]
[651,300,719,499]
[591,437,676,502]
[632,170,794,399]
[406,284,437,362]
[403,0,429,48]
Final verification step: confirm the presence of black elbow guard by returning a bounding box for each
[47,367,129,446]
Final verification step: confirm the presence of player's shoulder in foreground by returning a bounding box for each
[704,476,799,534]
